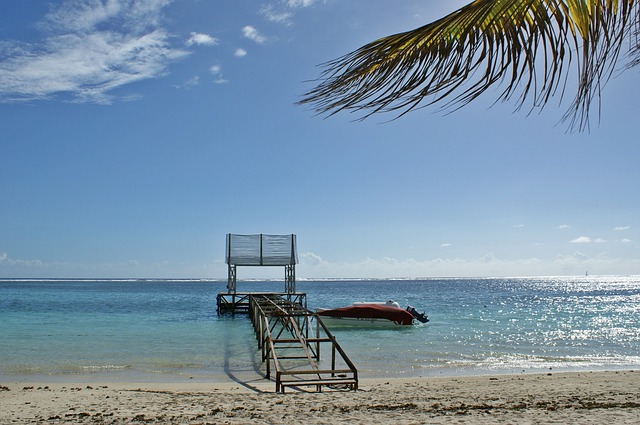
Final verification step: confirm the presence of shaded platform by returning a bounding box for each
[246,293,358,393]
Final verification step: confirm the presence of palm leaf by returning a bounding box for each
[300,0,639,131]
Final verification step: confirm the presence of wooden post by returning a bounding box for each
[227,264,237,294]
[316,318,321,361]
[331,336,337,377]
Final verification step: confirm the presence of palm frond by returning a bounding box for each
[300,0,639,131]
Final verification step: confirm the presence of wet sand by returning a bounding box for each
[1,370,639,424]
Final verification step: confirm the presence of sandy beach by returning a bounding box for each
[1,370,639,424]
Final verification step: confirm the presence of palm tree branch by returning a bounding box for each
[300,0,640,131]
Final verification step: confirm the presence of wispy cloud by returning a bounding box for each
[286,0,316,7]
[235,48,247,57]
[260,5,294,24]
[242,26,267,43]
[614,226,630,231]
[260,0,316,25]
[186,32,218,46]
[0,0,187,104]
[43,0,173,32]
[440,243,452,247]
[558,224,571,229]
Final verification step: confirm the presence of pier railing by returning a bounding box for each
[248,294,358,392]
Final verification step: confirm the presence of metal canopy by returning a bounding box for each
[226,234,298,266]
[225,233,298,294]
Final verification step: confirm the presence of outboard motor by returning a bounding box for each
[406,305,429,323]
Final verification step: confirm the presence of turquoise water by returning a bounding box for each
[1,276,639,382]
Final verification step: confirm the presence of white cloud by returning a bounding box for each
[43,0,172,33]
[558,224,571,229]
[43,0,126,32]
[3,250,640,279]
[614,226,630,231]
[260,0,315,24]
[287,0,316,7]
[260,5,294,24]
[595,238,607,243]
[0,0,188,104]
[301,251,323,266]
[209,64,228,84]
[621,238,632,243]
[186,32,218,46]
[0,252,47,270]
[296,252,640,279]
[184,75,200,86]
[242,26,267,43]
[440,243,452,247]
[0,251,198,279]
[235,48,247,57]
[173,75,200,89]
[513,224,525,228]
[571,236,592,244]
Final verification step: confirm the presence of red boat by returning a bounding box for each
[317,301,428,327]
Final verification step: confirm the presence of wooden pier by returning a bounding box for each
[248,293,358,392]
[216,233,357,392]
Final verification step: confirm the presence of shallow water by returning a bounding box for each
[1,276,638,382]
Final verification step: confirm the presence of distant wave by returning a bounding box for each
[2,275,638,283]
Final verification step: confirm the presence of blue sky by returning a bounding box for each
[1,0,639,279]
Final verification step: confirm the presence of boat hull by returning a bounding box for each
[316,314,408,327]
[316,304,416,327]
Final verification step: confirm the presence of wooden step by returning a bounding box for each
[279,378,358,392]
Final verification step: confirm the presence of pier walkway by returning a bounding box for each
[248,293,358,393]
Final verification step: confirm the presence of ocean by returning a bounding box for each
[1,276,639,383]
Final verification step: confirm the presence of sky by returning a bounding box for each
[1,0,639,279]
